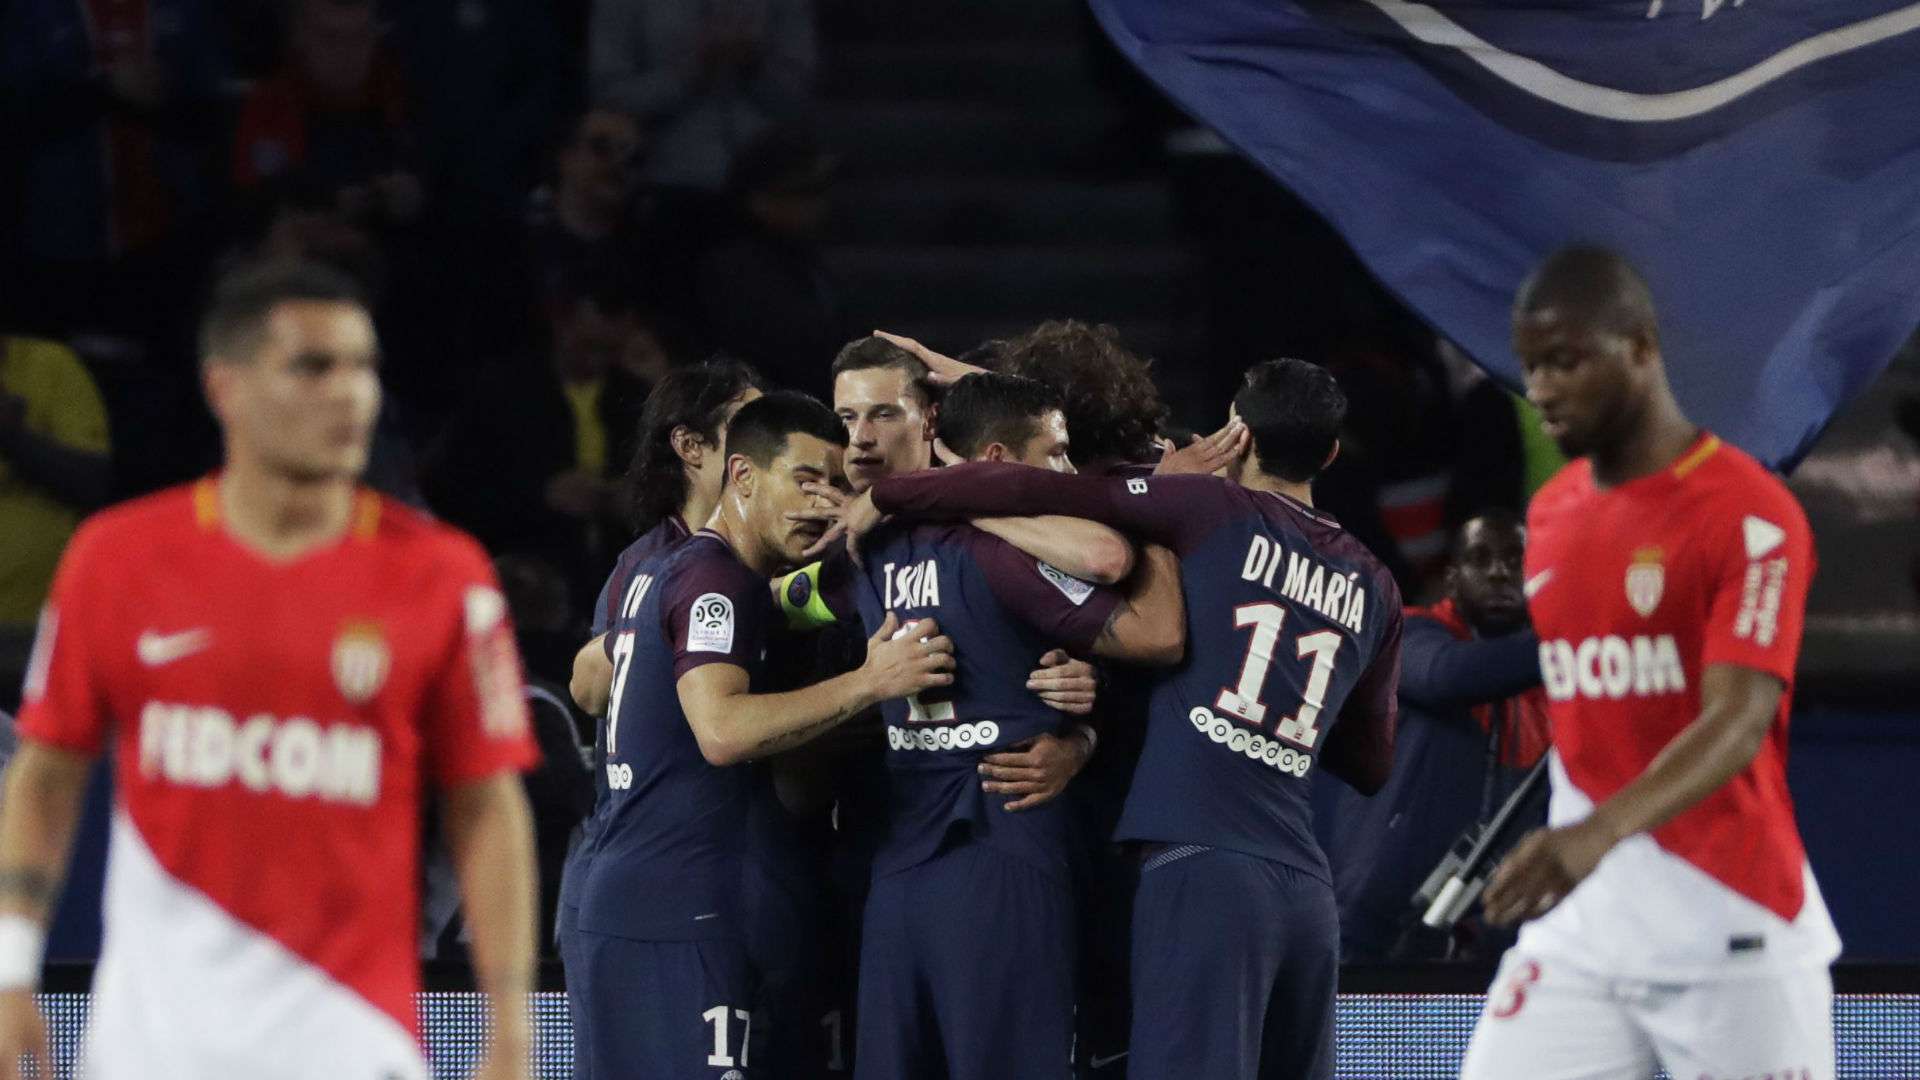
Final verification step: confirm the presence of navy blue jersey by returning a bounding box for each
[871,467,1404,883]
[560,515,694,924]
[576,530,772,940]
[821,523,1120,881]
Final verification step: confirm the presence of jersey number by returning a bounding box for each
[603,574,655,758]
[1214,603,1342,749]
[890,618,955,725]
[704,1005,752,1068]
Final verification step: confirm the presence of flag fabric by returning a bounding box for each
[1092,0,1920,469]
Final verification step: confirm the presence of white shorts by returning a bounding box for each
[1460,950,1834,1080]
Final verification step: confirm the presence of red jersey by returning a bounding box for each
[1518,433,1839,978]
[18,479,537,1077]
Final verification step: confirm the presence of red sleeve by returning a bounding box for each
[666,553,774,682]
[1699,477,1813,683]
[15,526,111,756]
[968,531,1121,655]
[870,464,1237,556]
[420,538,539,788]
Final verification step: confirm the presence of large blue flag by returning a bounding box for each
[1093,0,1920,468]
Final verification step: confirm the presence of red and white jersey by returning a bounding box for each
[1518,433,1839,980]
[18,479,538,1077]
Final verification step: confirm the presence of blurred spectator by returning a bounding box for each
[588,0,818,191]
[388,0,568,225]
[0,336,112,630]
[232,0,421,226]
[421,265,651,605]
[524,106,649,309]
[1313,512,1548,961]
[1,0,224,336]
[695,126,845,396]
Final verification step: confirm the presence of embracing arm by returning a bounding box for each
[972,516,1134,585]
[569,634,613,716]
[1088,544,1185,665]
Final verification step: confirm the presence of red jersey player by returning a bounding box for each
[1463,248,1839,1080]
[0,261,541,1080]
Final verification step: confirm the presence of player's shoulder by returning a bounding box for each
[1689,435,1802,513]
[662,531,762,597]
[66,483,204,563]
[1526,459,1593,527]
[363,493,496,575]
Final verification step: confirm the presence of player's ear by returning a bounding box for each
[670,424,704,468]
[1321,438,1341,472]
[202,360,237,422]
[726,452,755,497]
[921,400,939,443]
[982,442,1007,464]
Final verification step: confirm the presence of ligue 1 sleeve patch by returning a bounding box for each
[1036,561,1096,607]
[688,593,737,653]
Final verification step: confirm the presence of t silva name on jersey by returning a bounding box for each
[1239,536,1368,635]
[139,701,382,806]
[882,559,941,610]
[1538,635,1687,702]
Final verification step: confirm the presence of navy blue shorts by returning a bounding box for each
[1129,846,1337,1080]
[571,929,758,1079]
[1075,842,1138,1078]
[854,840,1074,1080]
[746,859,853,1077]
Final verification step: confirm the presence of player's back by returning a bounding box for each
[849,521,1118,882]
[576,531,769,942]
[1115,480,1402,884]
[19,480,534,1078]
[1520,433,1839,977]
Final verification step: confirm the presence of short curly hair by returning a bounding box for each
[993,320,1167,469]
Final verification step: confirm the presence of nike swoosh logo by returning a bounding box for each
[1523,570,1554,599]
[1089,1051,1129,1069]
[137,628,212,668]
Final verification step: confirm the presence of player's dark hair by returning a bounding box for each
[625,357,766,533]
[936,373,1064,460]
[1514,245,1660,349]
[199,258,367,366]
[830,336,938,407]
[1234,358,1347,483]
[994,320,1167,469]
[725,391,848,477]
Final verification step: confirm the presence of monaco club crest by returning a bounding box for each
[1625,547,1665,618]
[331,621,391,705]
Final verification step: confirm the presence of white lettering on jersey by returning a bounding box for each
[881,559,941,610]
[887,721,1002,752]
[1539,635,1687,701]
[1735,556,1788,646]
[1240,537,1367,633]
[1188,705,1313,778]
[1126,478,1149,495]
[687,593,736,653]
[138,702,382,805]
[22,606,55,704]
[1035,561,1094,606]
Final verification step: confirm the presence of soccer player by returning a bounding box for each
[1461,247,1839,1079]
[796,371,1186,1079]
[570,391,956,1079]
[558,358,764,1076]
[839,357,1405,1080]
[0,261,540,1080]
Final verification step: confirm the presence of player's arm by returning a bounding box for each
[570,633,613,715]
[0,741,93,1077]
[971,517,1134,585]
[860,463,1216,552]
[677,612,953,766]
[1399,619,1540,710]
[439,773,537,1078]
[1319,603,1405,796]
[1087,543,1185,665]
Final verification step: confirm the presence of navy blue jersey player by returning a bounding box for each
[557,361,762,1078]
[801,374,1187,1080]
[851,359,1404,1080]
[571,392,956,1079]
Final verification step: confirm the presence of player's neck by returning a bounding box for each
[707,505,780,577]
[216,462,357,561]
[1590,394,1699,488]
[677,492,717,537]
[1239,471,1315,508]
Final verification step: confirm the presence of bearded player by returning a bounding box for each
[0,261,540,1080]
[1462,247,1839,1080]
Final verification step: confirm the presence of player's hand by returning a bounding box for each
[0,988,51,1080]
[1482,821,1614,927]
[979,729,1093,811]
[1027,649,1097,715]
[791,481,849,560]
[861,613,955,702]
[872,330,986,387]
[839,490,885,565]
[1154,419,1249,477]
